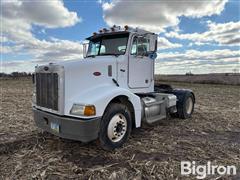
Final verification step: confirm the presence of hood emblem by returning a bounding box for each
[93,72,101,76]
[44,66,49,71]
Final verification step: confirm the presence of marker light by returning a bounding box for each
[103,28,108,32]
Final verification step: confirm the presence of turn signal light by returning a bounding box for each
[84,106,96,116]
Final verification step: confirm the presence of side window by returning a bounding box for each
[99,45,106,53]
[131,36,150,56]
[131,37,137,55]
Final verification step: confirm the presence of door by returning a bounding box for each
[128,36,154,88]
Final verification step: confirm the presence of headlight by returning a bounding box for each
[32,85,36,104]
[70,104,96,116]
[32,92,36,104]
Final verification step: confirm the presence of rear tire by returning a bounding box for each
[99,103,132,150]
[177,92,195,119]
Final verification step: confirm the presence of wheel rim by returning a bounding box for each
[107,113,127,142]
[186,97,193,115]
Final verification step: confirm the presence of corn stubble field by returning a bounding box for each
[0,77,240,179]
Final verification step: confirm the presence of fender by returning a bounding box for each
[64,84,142,128]
[172,88,196,104]
[155,84,195,103]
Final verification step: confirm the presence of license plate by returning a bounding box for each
[50,122,59,133]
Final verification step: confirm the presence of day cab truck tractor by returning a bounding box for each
[32,25,195,150]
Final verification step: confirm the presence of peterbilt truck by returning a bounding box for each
[32,25,195,150]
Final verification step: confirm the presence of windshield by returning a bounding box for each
[86,33,129,57]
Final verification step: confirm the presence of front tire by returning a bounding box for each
[99,103,132,150]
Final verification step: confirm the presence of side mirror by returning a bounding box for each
[147,34,158,52]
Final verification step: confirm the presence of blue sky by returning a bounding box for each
[1,0,240,74]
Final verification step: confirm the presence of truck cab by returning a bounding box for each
[33,25,195,150]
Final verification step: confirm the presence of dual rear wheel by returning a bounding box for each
[175,92,195,119]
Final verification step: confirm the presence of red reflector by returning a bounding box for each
[93,72,101,76]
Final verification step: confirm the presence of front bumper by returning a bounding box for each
[33,108,101,142]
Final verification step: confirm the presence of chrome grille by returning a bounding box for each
[36,73,58,110]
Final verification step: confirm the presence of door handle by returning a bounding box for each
[120,69,125,72]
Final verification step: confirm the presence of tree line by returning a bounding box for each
[0,72,32,77]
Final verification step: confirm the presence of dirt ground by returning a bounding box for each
[0,78,240,179]
[155,74,240,85]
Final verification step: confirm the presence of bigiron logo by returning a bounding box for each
[181,161,237,179]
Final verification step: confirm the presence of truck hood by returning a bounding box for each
[57,56,114,69]
[61,56,118,114]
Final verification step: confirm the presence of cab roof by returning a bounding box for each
[86,31,129,41]
[86,25,154,41]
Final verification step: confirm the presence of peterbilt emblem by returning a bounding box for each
[93,72,101,76]
[44,66,49,71]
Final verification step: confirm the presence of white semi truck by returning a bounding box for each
[32,25,195,150]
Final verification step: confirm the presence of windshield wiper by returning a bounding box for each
[98,53,121,57]
[86,55,96,58]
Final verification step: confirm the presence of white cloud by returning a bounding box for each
[155,49,240,74]
[157,49,240,61]
[102,0,227,32]
[166,21,240,46]
[1,45,23,54]
[1,39,84,73]
[2,0,80,28]
[32,38,84,62]
[1,38,84,73]
[1,0,83,73]
[0,36,8,43]
[158,37,182,49]
[1,60,37,74]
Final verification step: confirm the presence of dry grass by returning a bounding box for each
[0,78,240,179]
[155,74,240,85]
